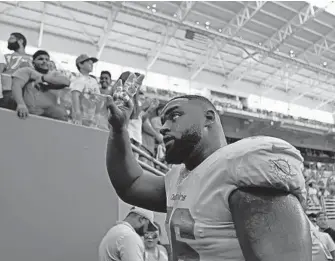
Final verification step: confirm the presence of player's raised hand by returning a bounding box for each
[106,95,134,131]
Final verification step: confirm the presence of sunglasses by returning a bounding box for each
[144,233,158,239]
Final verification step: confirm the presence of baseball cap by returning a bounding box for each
[129,206,158,231]
[76,54,98,65]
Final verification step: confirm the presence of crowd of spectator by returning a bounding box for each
[145,84,335,129]
[0,32,167,169]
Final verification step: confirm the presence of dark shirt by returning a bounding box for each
[323,227,335,242]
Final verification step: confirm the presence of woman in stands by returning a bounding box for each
[143,222,168,261]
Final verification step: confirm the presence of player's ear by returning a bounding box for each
[204,109,216,126]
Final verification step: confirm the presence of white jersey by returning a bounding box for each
[165,136,306,261]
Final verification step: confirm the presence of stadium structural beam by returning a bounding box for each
[58,2,96,46]
[145,1,195,71]
[314,98,335,110]
[289,91,311,103]
[227,2,327,85]
[260,63,300,95]
[38,2,46,48]
[299,28,335,58]
[116,2,335,78]
[0,1,20,16]
[290,74,334,102]
[190,1,266,80]
[96,8,119,60]
[264,3,320,52]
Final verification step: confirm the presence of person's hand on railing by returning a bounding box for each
[16,104,29,119]
[72,112,82,125]
[106,95,134,131]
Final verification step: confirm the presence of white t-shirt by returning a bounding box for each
[310,221,335,261]
[70,74,100,94]
[309,187,318,196]
[128,111,144,145]
[99,221,145,261]
[144,245,168,261]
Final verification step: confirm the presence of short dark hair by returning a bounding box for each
[316,211,327,218]
[11,32,27,47]
[168,95,218,114]
[100,70,111,78]
[33,50,49,60]
[307,213,317,219]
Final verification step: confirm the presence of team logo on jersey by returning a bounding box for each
[269,158,296,181]
[170,193,187,201]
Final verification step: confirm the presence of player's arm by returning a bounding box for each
[229,187,312,261]
[106,127,167,212]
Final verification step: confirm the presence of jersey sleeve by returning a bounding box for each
[227,137,306,203]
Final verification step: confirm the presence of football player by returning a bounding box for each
[106,93,311,261]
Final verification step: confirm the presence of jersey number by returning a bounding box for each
[6,56,32,70]
[167,207,200,261]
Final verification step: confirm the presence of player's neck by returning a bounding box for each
[184,143,222,171]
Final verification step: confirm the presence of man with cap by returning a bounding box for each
[70,54,101,126]
[11,50,70,120]
[99,206,157,261]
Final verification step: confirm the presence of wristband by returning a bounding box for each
[41,75,45,82]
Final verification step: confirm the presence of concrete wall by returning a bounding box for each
[0,109,118,261]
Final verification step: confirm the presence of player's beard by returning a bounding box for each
[165,124,202,165]
[7,41,20,51]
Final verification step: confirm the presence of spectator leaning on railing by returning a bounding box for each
[0,32,33,110]
[11,50,70,121]
[70,54,101,126]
